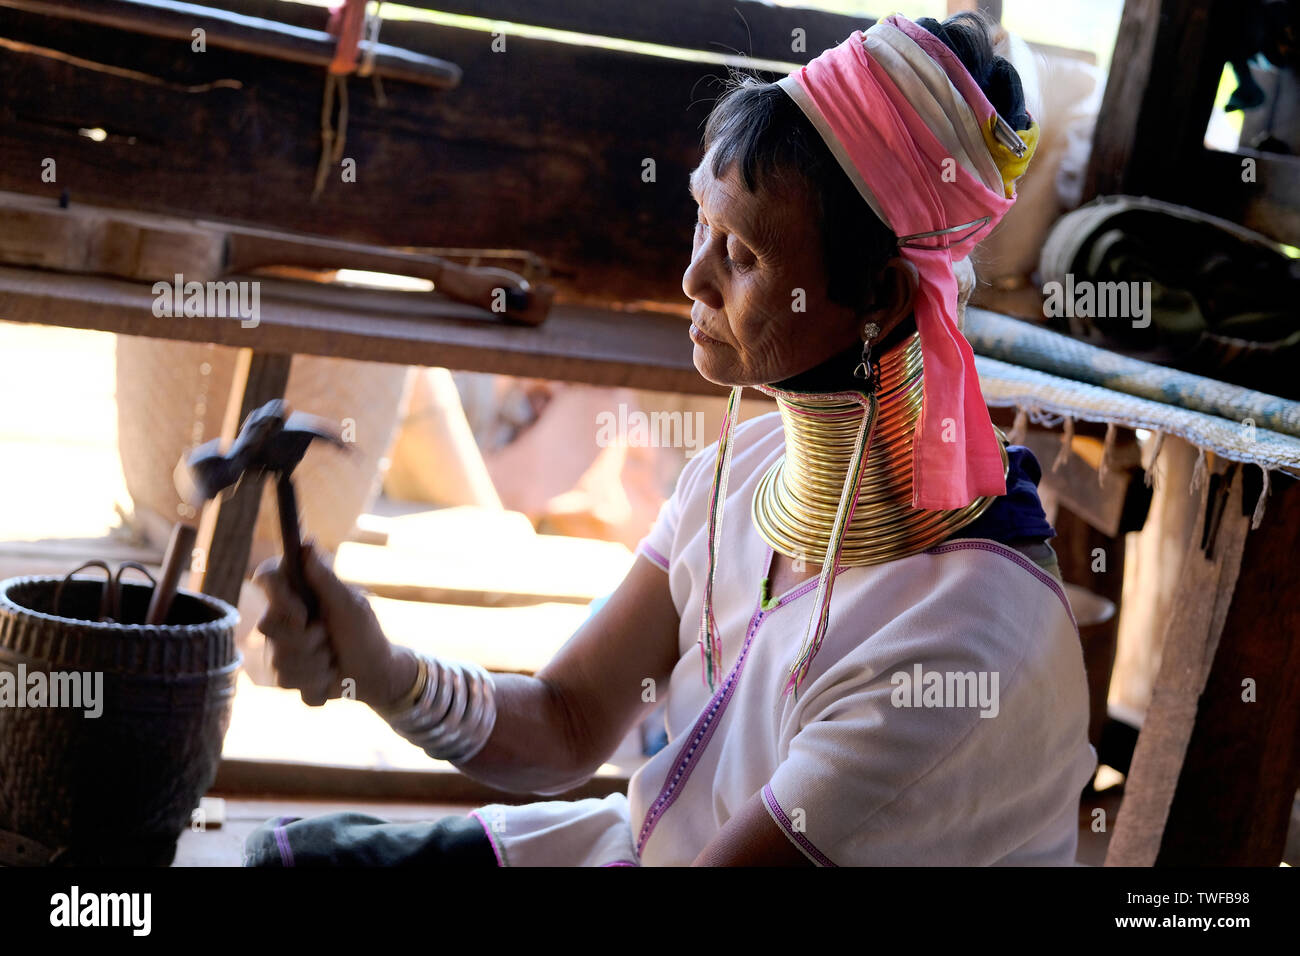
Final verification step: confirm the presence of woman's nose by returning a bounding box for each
[682,247,723,311]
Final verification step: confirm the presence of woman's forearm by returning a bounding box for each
[375,556,680,795]
[449,671,598,794]
[375,649,595,794]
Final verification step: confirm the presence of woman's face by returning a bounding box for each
[682,150,864,387]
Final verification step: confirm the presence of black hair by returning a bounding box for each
[700,11,1030,320]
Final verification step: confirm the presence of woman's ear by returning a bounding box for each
[863,256,919,340]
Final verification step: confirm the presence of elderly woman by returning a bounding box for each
[246,12,1096,867]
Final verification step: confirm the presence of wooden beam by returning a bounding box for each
[0,6,730,305]
[334,533,634,607]
[1154,472,1300,864]
[1104,462,1251,865]
[320,0,872,63]
[0,267,719,395]
[1083,0,1232,202]
[0,7,722,304]
[190,348,291,606]
[212,757,628,803]
[1018,428,1146,538]
[1192,148,1300,247]
[0,0,462,88]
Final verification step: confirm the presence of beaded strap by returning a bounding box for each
[697,385,744,691]
[783,390,878,697]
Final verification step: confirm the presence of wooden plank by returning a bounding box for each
[1018,428,1145,538]
[374,505,536,553]
[191,349,291,606]
[1082,0,1299,246]
[369,595,590,675]
[0,267,719,395]
[0,6,737,304]
[334,533,633,606]
[212,758,629,803]
[1080,0,1160,199]
[1191,149,1300,247]
[227,0,870,65]
[218,671,644,792]
[1082,0,1232,202]
[1104,462,1251,866]
[1155,473,1300,864]
[232,0,1080,70]
[0,535,162,566]
[0,0,462,88]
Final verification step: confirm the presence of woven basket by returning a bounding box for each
[0,576,239,866]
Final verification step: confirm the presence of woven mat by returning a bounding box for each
[976,356,1300,479]
[966,309,1300,439]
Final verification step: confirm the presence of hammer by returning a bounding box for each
[175,399,347,620]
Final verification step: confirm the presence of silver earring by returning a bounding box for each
[853,321,881,385]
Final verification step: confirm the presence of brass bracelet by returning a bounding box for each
[378,652,428,718]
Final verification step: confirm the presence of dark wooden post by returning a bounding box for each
[1107,466,1300,865]
[190,349,291,607]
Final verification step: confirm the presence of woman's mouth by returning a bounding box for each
[689,323,722,346]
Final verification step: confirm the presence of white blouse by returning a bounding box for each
[470,411,1097,866]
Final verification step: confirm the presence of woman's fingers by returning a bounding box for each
[256,543,397,709]
[252,556,308,637]
[301,540,354,620]
[270,622,337,706]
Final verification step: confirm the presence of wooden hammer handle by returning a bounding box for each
[276,474,319,622]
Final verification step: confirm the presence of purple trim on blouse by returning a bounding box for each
[272,820,296,868]
[636,551,832,860]
[925,539,1078,631]
[637,541,670,572]
[636,608,764,857]
[469,810,507,867]
[761,783,836,867]
[600,860,639,867]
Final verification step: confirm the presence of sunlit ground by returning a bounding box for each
[0,322,128,542]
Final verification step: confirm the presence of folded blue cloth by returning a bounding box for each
[948,445,1056,544]
[243,811,498,867]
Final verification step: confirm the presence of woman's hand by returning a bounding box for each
[252,541,416,710]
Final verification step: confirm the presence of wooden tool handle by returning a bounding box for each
[224,229,554,325]
[145,522,197,626]
[276,474,319,621]
[0,191,554,324]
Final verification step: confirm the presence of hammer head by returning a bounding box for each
[175,400,347,508]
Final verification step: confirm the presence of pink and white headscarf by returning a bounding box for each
[778,13,1034,509]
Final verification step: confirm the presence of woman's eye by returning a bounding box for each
[727,242,754,272]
